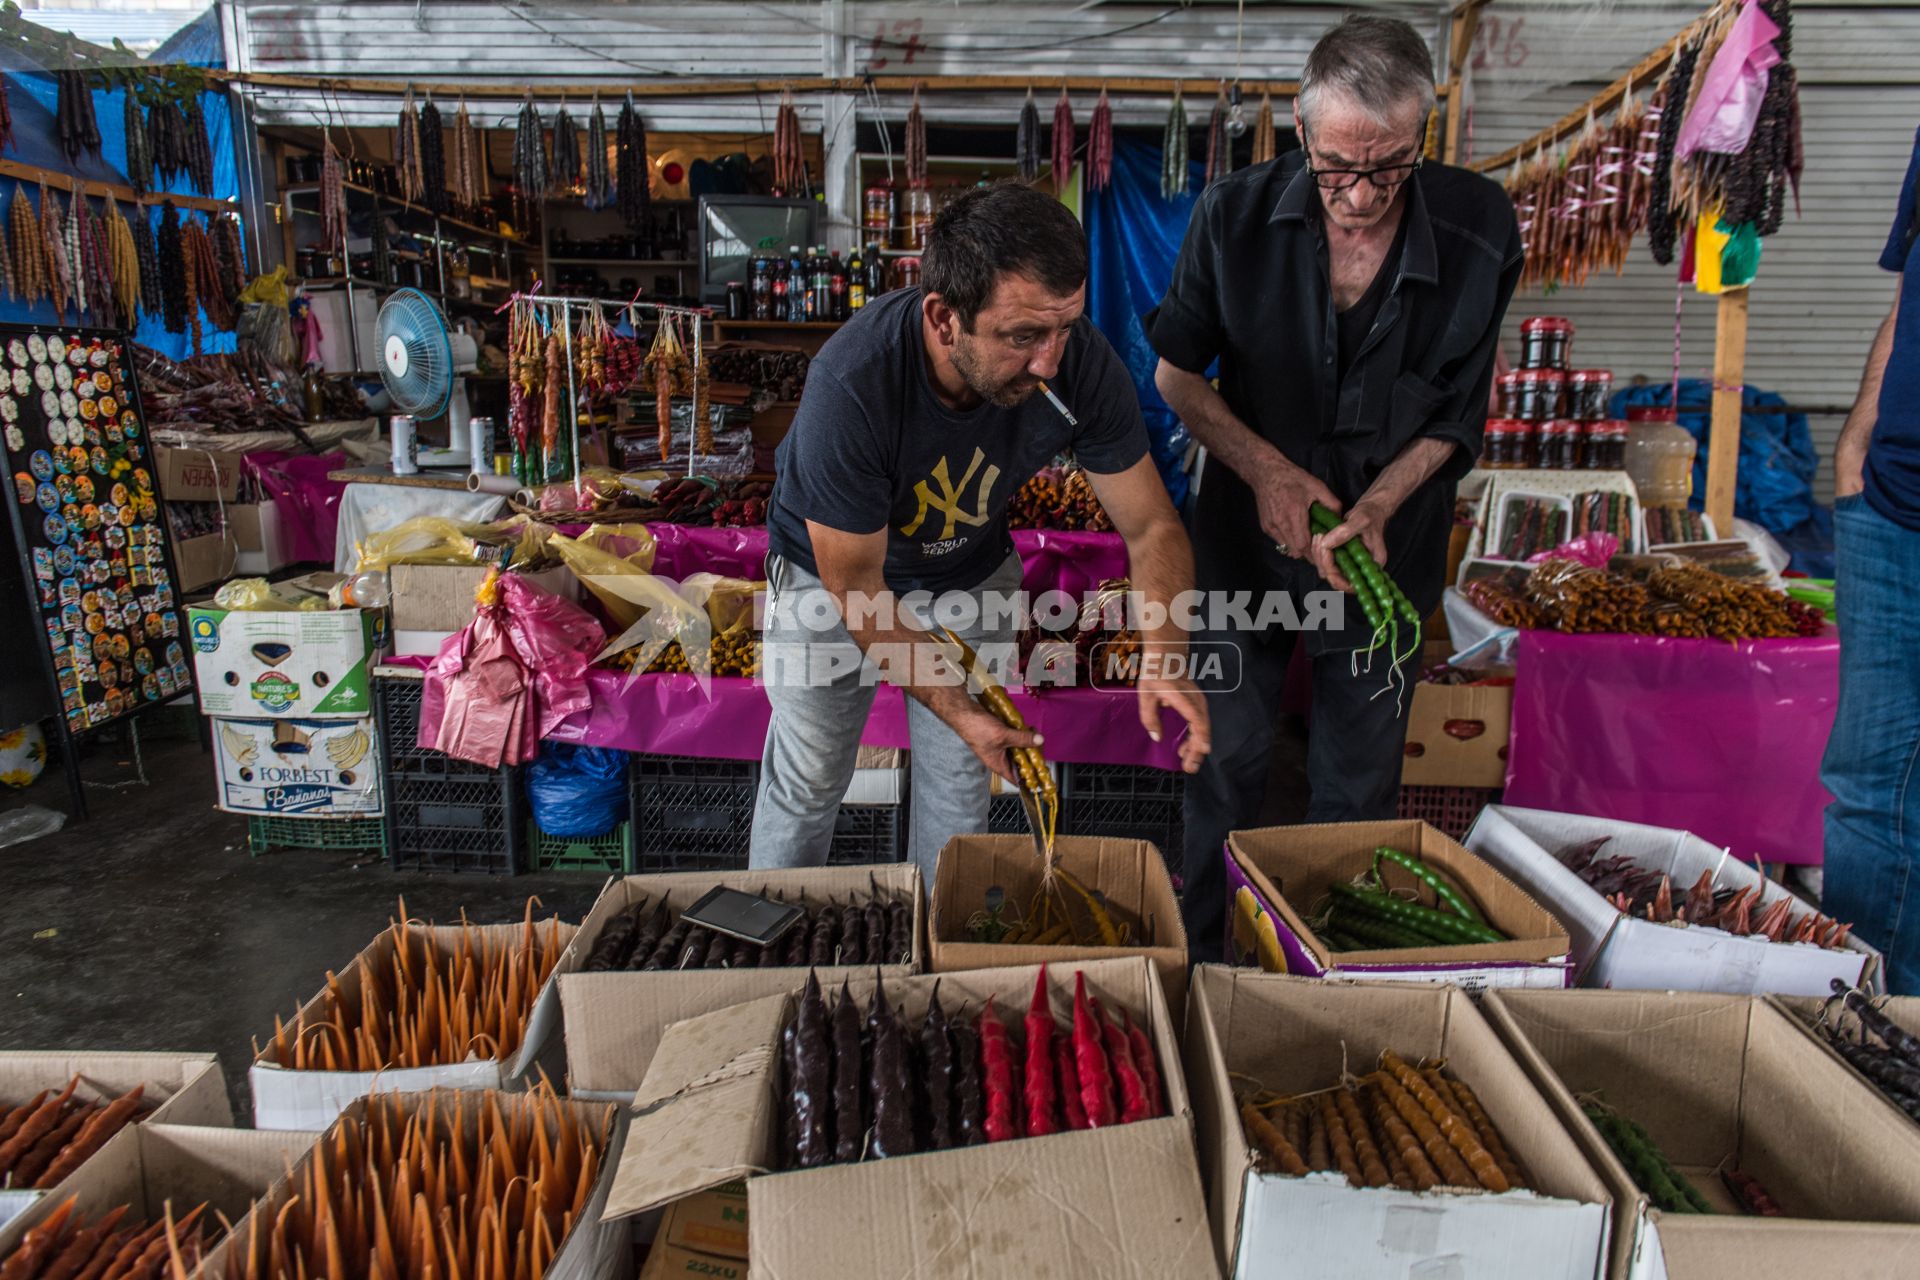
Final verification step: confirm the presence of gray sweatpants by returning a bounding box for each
[748,552,1023,879]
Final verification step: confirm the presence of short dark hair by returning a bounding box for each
[921,182,1088,330]
[1299,15,1435,130]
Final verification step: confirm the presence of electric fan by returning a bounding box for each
[375,287,479,467]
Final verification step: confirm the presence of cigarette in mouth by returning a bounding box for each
[1037,380,1078,427]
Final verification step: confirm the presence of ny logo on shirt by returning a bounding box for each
[900,448,1001,543]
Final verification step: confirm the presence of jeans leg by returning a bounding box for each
[1304,646,1415,822]
[750,557,877,870]
[903,554,1025,880]
[1180,627,1295,961]
[1822,495,1920,994]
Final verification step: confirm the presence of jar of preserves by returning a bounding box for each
[901,187,936,249]
[863,185,896,243]
[1482,419,1534,469]
[894,255,922,290]
[1519,316,1575,370]
[1539,420,1583,470]
[1584,420,1629,470]
[1497,368,1565,422]
[1567,369,1613,421]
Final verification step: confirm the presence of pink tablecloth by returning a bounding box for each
[1504,629,1837,865]
[646,525,1128,597]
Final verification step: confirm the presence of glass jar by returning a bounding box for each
[1626,411,1697,505]
[1568,369,1613,421]
[1539,420,1582,470]
[1497,368,1565,422]
[1519,316,1575,370]
[901,187,936,250]
[1482,419,1534,469]
[863,185,895,243]
[1583,420,1628,470]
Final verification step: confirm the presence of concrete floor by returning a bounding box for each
[0,725,605,1122]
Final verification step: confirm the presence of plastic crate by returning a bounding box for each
[247,814,387,857]
[987,793,1028,834]
[375,675,503,783]
[1398,784,1503,842]
[826,804,907,865]
[630,754,758,872]
[385,769,526,874]
[1059,763,1185,858]
[529,819,634,873]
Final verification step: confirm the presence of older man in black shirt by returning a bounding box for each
[1148,15,1521,957]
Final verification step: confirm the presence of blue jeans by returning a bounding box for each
[1823,493,1920,993]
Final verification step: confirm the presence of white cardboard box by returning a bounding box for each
[249,919,575,1130]
[210,716,382,817]
[187,604,388,719]
[1464,806,1880,995]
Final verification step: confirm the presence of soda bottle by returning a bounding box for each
[828,250,849,320]
[847,248,866,311]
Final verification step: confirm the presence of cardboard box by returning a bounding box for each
[602,957,1216,1279]
[641,1241,744,1279]
[1773,990,1920,1133]
[1464,806,1880,995]
[661,1184,748,1259]
[249,919,576,1130]
[1401,671,1513,788]
[0,1051,232,1228]
[389,562,579,637]
[1225,821,1572,990]
[170,528,240,595]
[203,1089,628,1280]
[231,500,297,576]
[0,1123,317,1257]
[187,604,387,719]
[842,745,904,805]
[155,446,241,503]
[929,834,1189,1018]
[1486,988,1920,1279]
[1186,967,1612,1280]
[210,716,382,817]
[558,865,923,1100]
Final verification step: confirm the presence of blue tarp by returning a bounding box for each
[1084,136,1206,506]
[0,10,239,359]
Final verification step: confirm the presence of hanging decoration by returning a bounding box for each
[104,195,139,322]
[182,94,214,195]
[54,66,100,163]
[512,93,548,224]
[773,91,803,195]
[41,184,71,320]
[320,133,348,255]
[1161,88,1189,200]
[157,201,186,335]
[617,92,650,227]
[1016,88,1042,183]
[1252,92,1276,167]
[584,96,613,210]
[396,85,423,204]
[1051,88,1075,187]
[10,183,44,305]
[122,92,151,196]
[550,101,581,197]
[419,93,447,212]
[452,97,481,208]
[905,86,928,188]
[1204,86,1232,186]
[1087,88,1113,192]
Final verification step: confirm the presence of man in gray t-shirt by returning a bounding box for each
[751,184,1210,875]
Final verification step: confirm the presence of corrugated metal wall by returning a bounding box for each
[1467,2,1920,494]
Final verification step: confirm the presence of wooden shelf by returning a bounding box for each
[713,320,844,331]
[282,180,532,246]
[546,257,695,269]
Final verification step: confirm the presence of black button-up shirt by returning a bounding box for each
[1147,150,1521,653]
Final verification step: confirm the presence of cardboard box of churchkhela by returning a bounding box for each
[1224,821,1573,990]
[558,865,923,1102]
[1485,988,1920,1280]
[201,1089,630,1280]
[1464,805,1879,995]
[0,1123,317,1260]
[1185,967,1612,1280]
[0,1051,233,1233]
[1772,989,1920,1135]
[249,917,577,1131]
[928,833,1189,1019]
[599,957,1216,1279]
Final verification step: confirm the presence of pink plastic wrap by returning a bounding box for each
[242,450,350,564]
[1526,532,1618,569]
[1503,628,1837,865]
[1675,0,1781,160]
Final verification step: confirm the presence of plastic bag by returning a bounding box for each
[527,743,630,837]
[211,577,331,611]
[548,524,660,629]
[355,515,547,573]
[1526,532,1619,570]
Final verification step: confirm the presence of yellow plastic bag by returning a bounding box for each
[547,524,660,630]
[210,577,331,611]
[355,515,547,573]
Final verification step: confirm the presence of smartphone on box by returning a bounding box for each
[680,886,807,947]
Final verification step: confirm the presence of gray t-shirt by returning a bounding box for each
[766,287,1149,593]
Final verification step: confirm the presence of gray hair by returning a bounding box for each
[1297,16,1436,133]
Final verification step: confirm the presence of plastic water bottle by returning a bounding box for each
[334,570,390,610]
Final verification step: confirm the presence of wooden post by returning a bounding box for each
[1705,288,1749,533]
[1443,0,1486,165]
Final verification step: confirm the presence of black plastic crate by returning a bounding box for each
[375,674,505,783]
[630,754,758,872]
[987,792,1029,834]
[1398,785,1502,842]
[1059,763,1185,858]
[385,769,526,874]
[826,803,907,865]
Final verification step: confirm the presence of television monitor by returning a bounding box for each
[698,196,819,305]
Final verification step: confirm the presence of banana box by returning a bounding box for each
[210,715,383,817]
[187,606,387,719]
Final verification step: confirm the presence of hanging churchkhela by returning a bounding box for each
[0,189,14,301]
[1052,88,1075,186]
[104,195,140,321]
[1161,88,1189,200]
[906,86,928,187]
[0,78,12,153]
[54,65,100,162]
[9,183,44,305]
[1087,88,1113,192]
[40,184,71,320]
[396,85,424,204]
[617,92,650,226]
[157,201,186,335]
[67,179,91,322]
[451,96,481,208]
[1016,88,1042,183]
[320,132,348,254]
[773,92,803,195]
[182,94,214,195]
[1252,92,1277,166]
[583,95,613,209]
[123,91,151,195]
[550,100,581,197]
[512,93,547,225]
[419,92,446,211]
[1506,86,1659,289]
[148,98,188,188]
[1205,86,1232,186]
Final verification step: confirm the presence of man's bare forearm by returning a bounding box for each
[1124,519,1194,655]
[1355,437,1459,518]
[1155,361,1286,484]
[1836,290,1900,494]
[816,576,976,724]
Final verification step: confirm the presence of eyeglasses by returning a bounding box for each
[1302,131,1424,191]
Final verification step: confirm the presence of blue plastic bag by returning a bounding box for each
[527,743,629,838]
